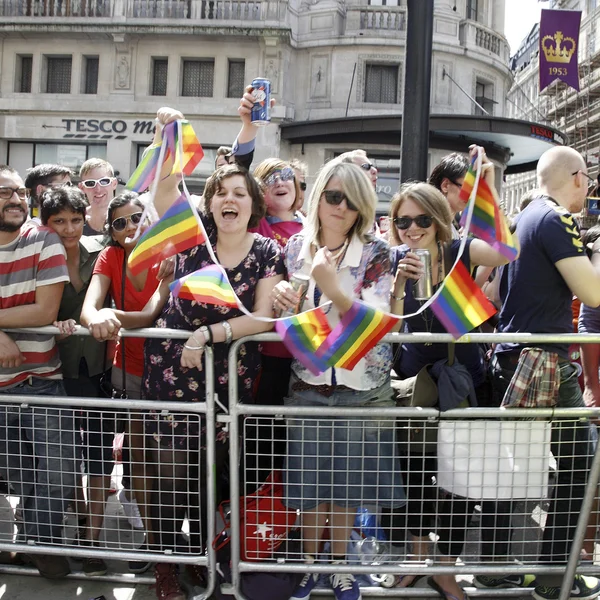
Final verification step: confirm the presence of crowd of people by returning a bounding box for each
[0,90,600,600]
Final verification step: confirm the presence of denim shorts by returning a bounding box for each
[283,375,406,510]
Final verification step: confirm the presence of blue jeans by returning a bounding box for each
[484,354,594,569]
[0,378,76,544]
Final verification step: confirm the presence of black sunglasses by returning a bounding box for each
[299,181,307,191]
[112,211,144,232]
[573,170,597,190]
[393,214,434,230]
[360,162,375,171]
[322,190,358,211]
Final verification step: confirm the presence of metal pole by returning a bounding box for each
[399,0,434,183]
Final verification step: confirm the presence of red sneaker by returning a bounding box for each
[154,563,185,600]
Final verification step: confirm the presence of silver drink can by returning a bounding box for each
[279,273,310,317]
[413,249,433,300]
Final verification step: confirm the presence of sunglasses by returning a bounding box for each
[0,186,30,200]
[299,181,307,191]
[393,214,434,230]
[112,211,144,232]
[81,177,114,189]
[44,181,73,190]
[361,162,375,171]
[265,167,295,187]
[573,170,597,191]
[322,190,358,211]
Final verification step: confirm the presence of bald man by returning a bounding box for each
[475,146,600,598]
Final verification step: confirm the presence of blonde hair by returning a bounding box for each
[388,182,452,246]
[305,161,376,245]
[253,158,302,212]
[79,158,114,179]
[336,149,368,164]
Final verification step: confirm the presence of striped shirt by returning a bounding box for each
[0,223,69,387]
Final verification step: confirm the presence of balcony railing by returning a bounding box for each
[0,0,283,20]
[345,5,406,36]
[460,19,508,61]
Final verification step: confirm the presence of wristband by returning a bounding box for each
[221,320,233,345]
[391,290,406,301]
[199,325,213,346]
[184,344,204,351]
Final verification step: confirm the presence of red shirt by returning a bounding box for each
[93,246,160,377]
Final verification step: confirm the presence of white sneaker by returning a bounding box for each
[117,488,144,530]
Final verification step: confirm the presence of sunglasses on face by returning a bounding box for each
[265,167,295,187]
[322,190,358,211]
[299,181,307,191]
[112,211,144,232]
[0,186,30,200]
[361,162,375,171]
[573,170,597,191]
[393,214,434,230]
[45,181,73,190]
[81,177,114,189]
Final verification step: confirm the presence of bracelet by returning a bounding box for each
[184,344,204,351]
[221,320,233,345]
[199,325,213,346]
[391,290,406,301]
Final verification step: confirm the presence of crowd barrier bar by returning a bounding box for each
[228,332,600,600]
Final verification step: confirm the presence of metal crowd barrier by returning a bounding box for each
[1,329,600,600]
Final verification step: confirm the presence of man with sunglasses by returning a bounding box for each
[78,158,118,235]
[24,163,73,223]
[0,165,75,579]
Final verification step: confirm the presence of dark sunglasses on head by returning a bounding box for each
[299,181,307,191]
[45,181,73,190]
[265,167,295,187]
[361,162,375,171]
[322,190,358,211]
[0,186,30,200]
[81,177,114,189]
[393,214,434,230]
[112,212,143,232]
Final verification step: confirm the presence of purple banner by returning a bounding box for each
[539,9,581,92]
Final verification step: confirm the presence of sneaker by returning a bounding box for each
[290,572,321,600]
[129,557,151,574]
[475,574,536,588]
[24,553,71,579]
[330,572,361,600]
[533,575,600,600]
[117,488,144,530]
[155,563,186,600]
[83,555,108,577]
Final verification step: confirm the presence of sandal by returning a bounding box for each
[396,574,426,588]
[428,576,468,600]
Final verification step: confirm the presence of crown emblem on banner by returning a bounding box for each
[542,31,577,63]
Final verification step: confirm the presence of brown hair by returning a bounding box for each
[253,158,303,212]
[203,164,265,229]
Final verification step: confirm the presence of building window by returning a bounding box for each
[227,59,245,98]
[181,59,214,97]
[475,78,496,115]
[15,55,32,93]
[466,0,483,22]
[151,58,168,96]
[364,63,399,103]
[45,56,72,93]
[83,56,99,94]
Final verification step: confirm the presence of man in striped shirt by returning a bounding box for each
[0,165,75,579]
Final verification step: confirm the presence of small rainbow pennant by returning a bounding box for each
[459,159,518,261]
[275,308,332,375]
[430,260,496,339]
[169,264,238,308]
[317,301,399,371]
[127,193,205,275]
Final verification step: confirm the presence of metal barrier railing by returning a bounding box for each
[2,328,600,600]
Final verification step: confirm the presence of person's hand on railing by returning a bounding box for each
[87,308,122,342]
[52,319,78,339]
[0,331,24,369]
[180,331,205,370]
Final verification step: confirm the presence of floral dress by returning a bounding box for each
[143,231,284,449]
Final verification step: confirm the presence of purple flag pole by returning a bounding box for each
[539,9,581,93]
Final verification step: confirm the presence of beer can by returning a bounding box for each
[250,77,271,127]
[278,273,310,317]
[413,249,433,300]
[378,216,390,234]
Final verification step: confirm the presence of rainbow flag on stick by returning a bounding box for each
[127,193,205,275]
[317,301,399,371]
[431,260,496,339]
[169,264,237,308]
[275,308,332,375]
[459,159,518,261]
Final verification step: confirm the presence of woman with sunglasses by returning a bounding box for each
[272,160,404,600]
[80,191,159,567]
[387,179,517,600]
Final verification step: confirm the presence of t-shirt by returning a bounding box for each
[93,245,160,377]
[0,223,69,387]
[390,239,485,386]
[496,196,585,359]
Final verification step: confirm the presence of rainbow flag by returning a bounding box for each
[127,193,205,275]
[126,120,203,192]
[459,160,518,260]
[317,301,399,371]
[169,264,237,308]
[430,260,496,339]
[275,308,332,375]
